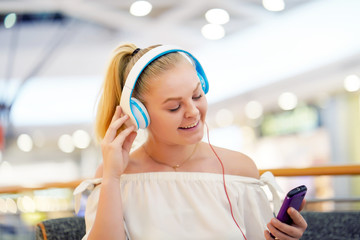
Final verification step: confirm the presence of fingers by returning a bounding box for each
[264,230,275,240]
[103,108,130,142]
[110,105,122,124]
[288,207,308,231]
[267,207,307,240]
[267,218,296,240]
[112,125,136,147]
[123,131,137,153]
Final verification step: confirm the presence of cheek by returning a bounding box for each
[149,111,180,130]
[199,98,208,117]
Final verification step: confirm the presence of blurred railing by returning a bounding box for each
[1,164,360,194]
[259,164,360,176]
[260,164,360,208]
[0,179,83,194]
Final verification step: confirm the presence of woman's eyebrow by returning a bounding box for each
[162,97,182,104]
[193,82,201,91]
[162,83,201,104]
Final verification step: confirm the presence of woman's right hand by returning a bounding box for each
[100,106,137,180]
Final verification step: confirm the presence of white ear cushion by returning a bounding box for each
[130,98,150,129]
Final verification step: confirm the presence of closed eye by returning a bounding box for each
[169,105,181,112]
[169,94,201,112]
[193,94,202,100]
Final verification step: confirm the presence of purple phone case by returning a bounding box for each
[276,185,307,224]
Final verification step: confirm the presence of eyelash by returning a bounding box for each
[193,94,202,100]
[169,94,202,112]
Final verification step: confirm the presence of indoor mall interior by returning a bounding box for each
[1,0,360,239]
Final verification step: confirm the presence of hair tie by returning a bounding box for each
[132,48,141,56]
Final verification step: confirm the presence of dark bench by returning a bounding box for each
[301,211,360,240]
[34,211,360,240]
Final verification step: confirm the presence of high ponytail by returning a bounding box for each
[95,43,137,141]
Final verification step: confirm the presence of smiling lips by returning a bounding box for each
[179,121,199,129]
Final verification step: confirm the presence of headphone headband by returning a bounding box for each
[120,45,209,129]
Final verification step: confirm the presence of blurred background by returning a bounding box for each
[0,0,360,237]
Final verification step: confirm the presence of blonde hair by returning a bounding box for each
[95,43,185,141]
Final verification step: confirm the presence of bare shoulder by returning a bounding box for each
[211,145,260,179]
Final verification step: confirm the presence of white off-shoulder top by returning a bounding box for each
[74,172,282,240]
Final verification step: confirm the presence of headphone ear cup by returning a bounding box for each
[130,98,150,129]
[197,72,208,94]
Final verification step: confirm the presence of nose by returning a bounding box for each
[184,100,199,118]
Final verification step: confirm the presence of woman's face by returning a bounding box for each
[144,58,208,146]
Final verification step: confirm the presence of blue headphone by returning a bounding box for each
[119,45,209,130]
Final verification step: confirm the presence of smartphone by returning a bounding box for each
[276,185,307,224]
[270,185,307,238]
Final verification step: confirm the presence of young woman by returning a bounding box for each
[74,43,307,240]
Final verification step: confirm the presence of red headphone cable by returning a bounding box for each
[205,122,248,240]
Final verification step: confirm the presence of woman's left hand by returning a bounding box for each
[264,200,308,240]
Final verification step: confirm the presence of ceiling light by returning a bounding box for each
[262,0,285,12]
[4,13,17,29]
[344,74,360,92]
[58,134,75,153]
[205,8,230,25]
[278,92,298,110]
[72,129,91,149]
[201,24,225,40]
[130,1,152,17]
[245,101,263,119]
[17,134,33,152]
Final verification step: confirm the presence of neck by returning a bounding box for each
[142,140,199,171]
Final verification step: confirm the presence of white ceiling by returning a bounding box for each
[0,0,310,45]
[1,0,360,130]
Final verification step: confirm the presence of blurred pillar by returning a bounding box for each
[321,94,350,209]
[0,124,4,150]
[347,93,360,208]
[321,92,360,209]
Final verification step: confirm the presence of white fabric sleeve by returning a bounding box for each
[260,171,284,214]
[73,178,131,240]
[240,171,283,239]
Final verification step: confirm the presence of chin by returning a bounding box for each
[188,125,205,144]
